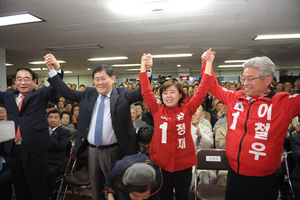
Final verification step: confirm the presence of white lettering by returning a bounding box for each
[230,111,240,130]
[159,122,168,143]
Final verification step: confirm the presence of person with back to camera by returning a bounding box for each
[102,152,162,200]
[201,48,300,200]
[139,53,213,200]
[137,124,154,156]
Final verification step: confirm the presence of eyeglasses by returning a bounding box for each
[15,77,32,83]
[241,76,264,83]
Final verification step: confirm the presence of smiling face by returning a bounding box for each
[47,113,61,129]
[94,70,114,95]
[161,85,182,108]
[242,67,271,96]
[0,107,7,121]
[14,70,37,95]
[61,113,70,125]
[131,108,137,123]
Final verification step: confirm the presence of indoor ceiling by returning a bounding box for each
[1,0,300,77]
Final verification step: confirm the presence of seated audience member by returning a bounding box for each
[290,133,300,199]
[46,110,71,198]
[57,101,65,112]
[213,106,227,133]
[188,85,194,97]
[198,105,212,131]
[46,103,56,114]
[131,105,146,131]
[59,96,66,103]
[71,104,80,128]
[128,84,133,90]
[0,104,13,200]
[211,101,225,128]
[64,101,73,112]
[284,81,294,94]
[204,111,211,123]
[71,84,77,90]
[191,108,216,188]
[215,122,228,186]
[134,101,151,125]
[137,125,154,156]
[229,83,236,91]
[275,82,284,93]
[183,86,191,103]
[61,111,77,142]
[79,84,86,91]
[103,153,162,200]
[294,79,300,94]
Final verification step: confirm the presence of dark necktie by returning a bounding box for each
[95,95,106,147]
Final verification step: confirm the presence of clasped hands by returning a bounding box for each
[44,54,60,71]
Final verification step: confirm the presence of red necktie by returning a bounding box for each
[15,95,25,142]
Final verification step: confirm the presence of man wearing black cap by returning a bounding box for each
[102,153,162,200]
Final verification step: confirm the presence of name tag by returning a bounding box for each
[206,156,221,162]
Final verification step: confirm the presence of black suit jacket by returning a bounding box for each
[0,74,63,153]
[47,126,71,172]
[48,74,144,157]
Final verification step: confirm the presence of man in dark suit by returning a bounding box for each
[0,67,63,200]
[44,53,152,200]
[46,109,71,198]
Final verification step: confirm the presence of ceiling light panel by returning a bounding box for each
[88,56,128,61]
[0,13,43,27]
[254,34,300,40]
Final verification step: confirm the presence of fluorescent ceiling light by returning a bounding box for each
[218,65,244,68]
[30,68,48,71]
[0,13,43,27]
[152,54,193,58]
[88,56,128,61]
[254,34,300,40]
[6,63,13,66]
[64,71,72,73]
[224,60,247,63]
[177,65,181,67]
[87,68,91,71]
[29,60,66,65]
[126,69,140,71]
[111,64,141,67]
[44,44,103,51]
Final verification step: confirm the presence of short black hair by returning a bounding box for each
[92,65,113,79]
[0,103,5,108]
[46,103,55,109]
[13,67,36,80]
[47,109,62,118]
[72,104,80,115]
[134,101,144,111]
[79,84,85,88]
[137,125,154,144]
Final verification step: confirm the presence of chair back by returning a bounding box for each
[285,151,296,199]
[196,149,229,170]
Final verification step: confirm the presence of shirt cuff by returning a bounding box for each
[147,68,152,77]
[48,70,58,78]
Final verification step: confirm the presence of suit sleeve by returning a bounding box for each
[49,128,71,151]
[47,73,84,103]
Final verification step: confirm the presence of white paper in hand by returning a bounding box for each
[0,121,15,143]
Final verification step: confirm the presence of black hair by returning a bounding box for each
[92,65,113,79]
[72,104,80,115]
[137,125,154,144]
[0,103,5,108]
[62,111,72,124]
[46,103,55,109]
[134,101,144,111]
[13,67,36,80]
[79,84,85,88]
[47,109,62,119]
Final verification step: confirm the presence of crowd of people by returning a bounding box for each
[0,50,300,200]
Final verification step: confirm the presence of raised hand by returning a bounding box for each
[44,54,61,71]
[140,53,152,72]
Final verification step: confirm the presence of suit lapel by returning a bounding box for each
[10,91,19,113]
[110,87,119,119]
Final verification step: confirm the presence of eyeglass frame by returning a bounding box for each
[241,76,266,83]
[15,77,33,83]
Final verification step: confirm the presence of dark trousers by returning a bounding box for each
[47,167,62,196]
[161,167,192,200]
[225,166,278,200]
[9,145,49,200]
[0,163,13,200]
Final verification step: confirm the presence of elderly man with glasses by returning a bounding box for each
[201,49,300,200]
[0,67,63,200]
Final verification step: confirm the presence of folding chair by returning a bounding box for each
[55,140,73,200]
[195,149,229,200]
[61,148,91,200]
[285,151,296,200]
